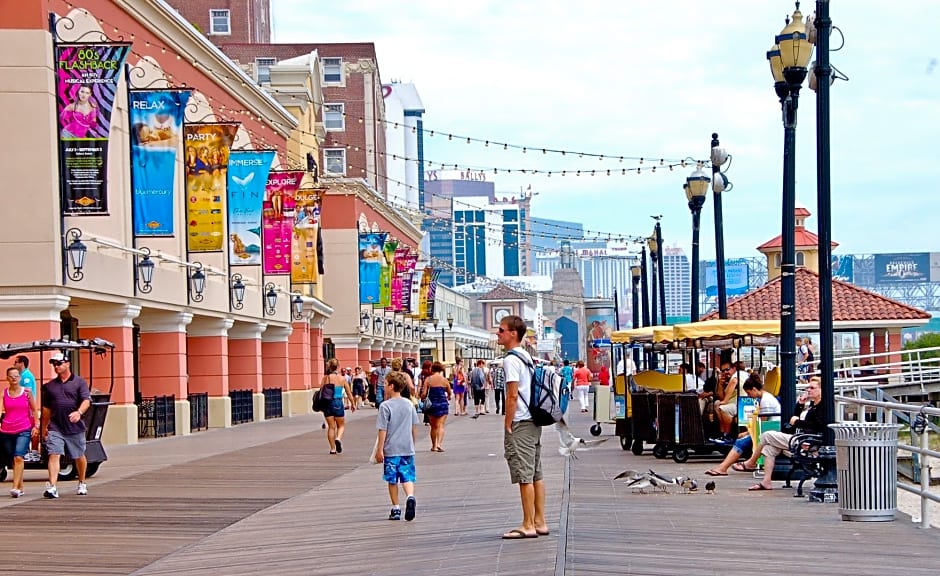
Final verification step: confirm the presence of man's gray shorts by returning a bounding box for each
[46,430,86,458]
[504,420,543,484]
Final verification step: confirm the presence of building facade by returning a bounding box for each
[662,246,691,323]
[382,82,424,211]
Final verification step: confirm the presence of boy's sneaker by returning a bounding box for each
[388,508,401,521]
[77,482,88,496]
[43,483,58,499]
[10,489,24,498]
[404,496,416,521]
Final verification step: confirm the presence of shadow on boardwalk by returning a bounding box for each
[0,406,937,575]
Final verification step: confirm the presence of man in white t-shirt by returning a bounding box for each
[705,372,781,476]
[498,314,548,540]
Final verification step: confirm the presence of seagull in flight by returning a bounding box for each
[555,419,608,458]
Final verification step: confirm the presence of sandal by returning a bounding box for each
[704,469,727,476]
[732,463,757,472]
[748,484,772,491]
[501,529,538,539]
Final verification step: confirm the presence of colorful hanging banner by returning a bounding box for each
[262,170,304,274]
[129,89,191,236]
[226,149,275,266]
[56,43,131,215]
[417,266,432,319]
[184,123,238,252]
[396,249,418,313]
[291,189,321,284]
[359,232,389,304]
[379,238,399,308]
[426,268,442,320]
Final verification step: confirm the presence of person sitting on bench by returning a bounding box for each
[741,376,826,491]
[704,373,781,476]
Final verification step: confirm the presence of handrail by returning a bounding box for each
[835,394,939,529]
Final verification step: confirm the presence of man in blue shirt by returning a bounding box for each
[14,356,35,397]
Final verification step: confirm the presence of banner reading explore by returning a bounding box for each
[56,43,130,215]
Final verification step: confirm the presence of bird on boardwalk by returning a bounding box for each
[555,419,608,458]
[613,469,668,494]
[648,469,676,491]
[677,476,698,494]
[705,480,716,494]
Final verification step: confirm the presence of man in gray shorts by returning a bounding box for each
[498,315,548,540]
[40,351,91,499]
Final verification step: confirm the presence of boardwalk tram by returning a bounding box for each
[0,338,115,481]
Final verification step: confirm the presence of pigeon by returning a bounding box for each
[555,419,608,458]
[677,476,698,494]
[705,480,716,494]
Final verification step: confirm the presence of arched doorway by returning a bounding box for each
[555,316,580,361]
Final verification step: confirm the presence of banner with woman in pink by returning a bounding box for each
[55,43,130,215]
[262,171,304,274]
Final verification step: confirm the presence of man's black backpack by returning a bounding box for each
[506,351,564,427]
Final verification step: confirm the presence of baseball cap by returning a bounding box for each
[49,351,70,364]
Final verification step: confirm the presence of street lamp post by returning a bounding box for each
[631,265,642,369]
[654,222,666,325]
[432,313,454,362]
[647,236,659,326]
[686,167,710,322]
[768,2,813,420]
[640,245,655,370]
[710,133,731,319]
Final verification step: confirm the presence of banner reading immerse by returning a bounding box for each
[56,43,130,215]
[226,149,275,266]
[184,123,238,252]
[129,90,191,236]
[359,232,389,304]
[262,171,304,275]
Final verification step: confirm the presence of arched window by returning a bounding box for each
[796,252,805,266]
[774,253,782,268]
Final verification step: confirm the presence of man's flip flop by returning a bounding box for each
[748,484,773,491]
[704,470,727,476]
[502,529,538,539]
[536,529,550,536]
[732,463,757,472]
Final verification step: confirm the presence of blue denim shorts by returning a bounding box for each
[383,455,416,484]
[1,430,31,458]
[733,435,753,454]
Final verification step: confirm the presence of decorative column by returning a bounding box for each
[76,303,142,445]
[858,330,872,358]
[262,325,292,416]
[358,339,374,368]
[187,317,234,428]
[287,319,312,415]
[332,337,361,370]
[872,329,887,366]
[137,311,193,436]
[887,329,903,374]
[0,294,70,343]
[228,322,267,422]
[309,316,326,386]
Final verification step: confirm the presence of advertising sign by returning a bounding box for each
[261,170,304,274]
[703,259,750,297]
[291,189,321,283]
[930,253,940,283]
[359,232,389,304]
[129,90,191,236]
[226,150,274,266]
[832,255,854,283]
[55,43,131,215]
[380,238,399,308]
[183,123,238,252]
[873,253,930,283]
[584,302,615,376]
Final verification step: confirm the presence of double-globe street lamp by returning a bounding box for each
[767,2,814,419]
[432,313,454,362]
[710,134,732,319]
[631,265,642,369]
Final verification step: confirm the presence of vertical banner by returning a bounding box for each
[261,170,304,274]
[359,232,388,304]
[55,43,131,215]
[389,247,410,312]
[129,89,191,236]
[291,190,321,284]
[184,123,238,252]
[418,266,432,319]
[380,238,398,308]
[398,250,418,313]
[426,268,442,320]
[226,150,275,266]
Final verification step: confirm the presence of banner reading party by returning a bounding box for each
[129,90,191,236]
[226,150,274,266]
[262,171,304,274]
[56,43,130,215]
[359,232,389,304]
[291,190,321,284]
[183,123,238,252]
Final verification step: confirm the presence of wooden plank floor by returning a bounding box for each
[2,404,937,575]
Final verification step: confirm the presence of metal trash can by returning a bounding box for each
[830,423,901,522]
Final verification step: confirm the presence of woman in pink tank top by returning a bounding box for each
[1,367,39,497]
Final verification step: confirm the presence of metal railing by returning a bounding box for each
[835,394,940,528]
[810,345,940,397]
[230,389,254,425]
[263,387,283,419]
[189,392,208,432]
[137,394,176,438]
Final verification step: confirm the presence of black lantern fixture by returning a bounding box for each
[646,234,659,326]
[292,294,304,320]
[360,311,371,333]
[385,318,394,337]
[189,263,206,303]
[631,264,642,368]
[231,274,246,310]
[396,321,404,339]
[404,324,412,340]
[64,227,87,282]
[686,165,710,322]
[135,247,155,294]
[373,316,382,336]
[264,283,278,316]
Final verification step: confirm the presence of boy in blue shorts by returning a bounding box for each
[375,371,420,521]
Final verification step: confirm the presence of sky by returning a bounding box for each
[272,1,940,261]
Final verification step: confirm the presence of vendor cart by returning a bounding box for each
[0,338,115,481]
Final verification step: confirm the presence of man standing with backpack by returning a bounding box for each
[470,360,488,418]
[498,314,549,540]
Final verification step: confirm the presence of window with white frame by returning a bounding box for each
[255,57,276,83]
[324,103,345,131]
[209,9,231,35]
[323,149,346,176]
[322,57,343,83]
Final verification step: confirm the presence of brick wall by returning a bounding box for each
[166,0,270,43]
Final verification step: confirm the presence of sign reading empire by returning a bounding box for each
[873,253,930,283]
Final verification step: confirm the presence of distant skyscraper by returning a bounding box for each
[529,217,584,252]
[383,82,424,210]
[452,197,525,285]
[662,246,691,322]
[533,240,636,309]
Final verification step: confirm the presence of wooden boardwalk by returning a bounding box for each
[2,403,938,575]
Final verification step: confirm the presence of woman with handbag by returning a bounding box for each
[421,362,452,452]
[1,366,40,497]
[321,358,356,455]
